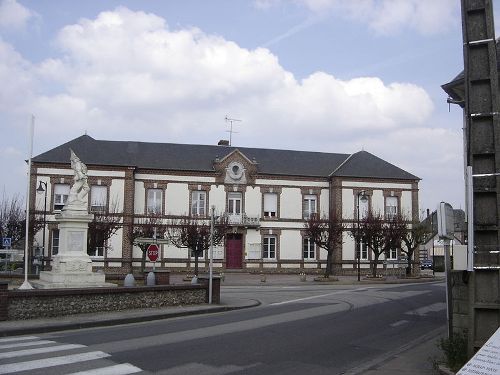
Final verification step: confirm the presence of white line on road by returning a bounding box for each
[0,336,39,343]
[0,339,56,350]
[0,343,85,359]
[405,302,447,316]
[270,287,372,306]
[67,363,142,375]
[0,351,110,374]
[390,320,409,328]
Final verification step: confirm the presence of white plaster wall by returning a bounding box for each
[108,231,123,258]
[166,183,188,215]
[342,189,355,220]
[134,181,145,214]
[109,179,124,212]
[164,244,188,259]
[256,178,328,188]
[281,187,301,219]
[401,191,413,214]
[343,233,356,261]
[210,185,226,214]
[135,174,215,183]
[280,231,301,260]
[245,186,261,217]
[372,190,384,213]
[319,188,329,216]
[342,181,412,190]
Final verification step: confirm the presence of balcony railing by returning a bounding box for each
[225,213,260,228]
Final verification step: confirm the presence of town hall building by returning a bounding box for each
[31,135,420,276]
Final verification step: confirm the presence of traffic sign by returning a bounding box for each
[2,238,12,248]
[147,244,159,262]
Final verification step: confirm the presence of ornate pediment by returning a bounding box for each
[213,149,258,185]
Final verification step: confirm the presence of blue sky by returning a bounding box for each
[1,0,496,214]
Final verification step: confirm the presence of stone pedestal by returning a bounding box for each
[33,210,115,289]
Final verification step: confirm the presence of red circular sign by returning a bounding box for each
[147,244,159,262]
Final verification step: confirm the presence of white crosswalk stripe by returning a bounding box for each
[0,339,56,350]
[0,336,144,374]
[0,343,85,359]
[67,363,143,375]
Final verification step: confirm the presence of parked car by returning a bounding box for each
[421,259,433,270]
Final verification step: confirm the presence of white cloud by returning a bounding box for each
[257,0,459,36]
[0,6,452,210]
[0,0,34,30]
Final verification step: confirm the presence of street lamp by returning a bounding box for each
[356,191,368,281]
[36,181,48,271]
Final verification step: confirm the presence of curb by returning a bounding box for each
[0,299,261,337]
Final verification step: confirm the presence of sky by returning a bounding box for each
[1,0,498,215]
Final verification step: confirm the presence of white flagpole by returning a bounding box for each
[19,115,35,290]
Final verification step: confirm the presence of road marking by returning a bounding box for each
[0,339,56,349]
[0,336,39,343]
[0,343,85,359]
[67,363,142,375]
[390,320,409,327]
[0,351,110,374]
[405,302,447,316]
[270,287,371,306]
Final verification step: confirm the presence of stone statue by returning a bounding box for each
[65,149,90,210]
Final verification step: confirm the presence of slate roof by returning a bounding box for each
[33,135,419,180]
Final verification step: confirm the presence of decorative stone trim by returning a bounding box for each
[214,150,258,185]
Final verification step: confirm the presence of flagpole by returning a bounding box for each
[19,115,35,290]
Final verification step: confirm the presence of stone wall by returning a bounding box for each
[0,283,209,320]
[451,270,470,334]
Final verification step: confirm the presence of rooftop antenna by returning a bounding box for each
[225,115,242,146]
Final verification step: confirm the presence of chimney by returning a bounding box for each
[218,140,229,146]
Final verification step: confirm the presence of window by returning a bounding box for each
[387,247,397,260]
[88,230,105,257]
[303,238,315,259]
[263,193,278,218]
[51,229,59,255]
[358,196,369,220]
[147,189,163,214]
[385,196,398,220]
[263,236,276,259]
[53,184,70,211]
[90,186,107,212]
[191,191,206,216]
[228,192,242,216]
[356,239,369,260]
[303,195,317,219]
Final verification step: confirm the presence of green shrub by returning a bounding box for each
[438,331,468,372]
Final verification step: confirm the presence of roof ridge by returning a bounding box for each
[329,151,356,177]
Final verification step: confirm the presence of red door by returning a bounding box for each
[226,235,243,269]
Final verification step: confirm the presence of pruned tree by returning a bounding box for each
[127,213,167,272]
[166,215,229,276]
[87,199,122,258]
[356,211,405,278]
[400,214,432,276]
[304,209,346,278]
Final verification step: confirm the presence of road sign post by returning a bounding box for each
[147,244,159,272]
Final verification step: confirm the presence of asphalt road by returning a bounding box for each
[1,281,446,374]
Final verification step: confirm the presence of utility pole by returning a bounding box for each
[461,0,500,356]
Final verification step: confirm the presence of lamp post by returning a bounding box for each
[36,181,48,271]
[356,191,368,281]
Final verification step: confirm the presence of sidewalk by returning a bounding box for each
[0,272,447,374]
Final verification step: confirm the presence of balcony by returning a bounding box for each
[225,213,260,228]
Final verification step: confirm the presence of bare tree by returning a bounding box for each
[304,209,346,278]
[87,199,122,257]
[400,214,431,276]
[166,215,228,276]
[356,211,405,278]
[0,194,25,248]
[127,213,167,273]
